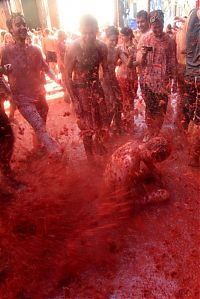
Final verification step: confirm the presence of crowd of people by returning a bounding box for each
[0,7,199,191]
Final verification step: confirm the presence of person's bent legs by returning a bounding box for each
[18,102,60,154]
[32,96,49,151]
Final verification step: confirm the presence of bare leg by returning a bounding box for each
[18,103,60,154]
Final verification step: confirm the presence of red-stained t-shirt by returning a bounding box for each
[137,31,177,94]
[0,44,49,99]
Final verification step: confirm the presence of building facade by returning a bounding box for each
[1,0,197,31]
[0,0,60,30]
[125,0,196,27]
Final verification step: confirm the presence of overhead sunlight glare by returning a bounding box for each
[57,0,115,32]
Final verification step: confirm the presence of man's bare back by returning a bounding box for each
[104,137,171,204]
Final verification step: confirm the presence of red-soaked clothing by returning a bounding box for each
[0,44,59,154]
[1,44,48,101]
[73,80,108,134]
[117,76,138,111]
[137,31,176,94]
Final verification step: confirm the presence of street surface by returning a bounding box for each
[0,81,199,299]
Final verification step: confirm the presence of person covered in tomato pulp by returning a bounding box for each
[104,136,171,204]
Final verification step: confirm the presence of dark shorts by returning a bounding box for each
[143,85,168,116]
[46,51,57,63]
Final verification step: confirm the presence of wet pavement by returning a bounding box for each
[0,91,199,299]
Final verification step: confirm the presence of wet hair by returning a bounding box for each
[167,24,172,30]
[146,137,171,162]
[80,14,98,33]
[105,26,119,38]
[6,12,25,32]
[136,10,149,21]
[3,32,13,44]
[120,27,134,38]
[149,10,164,24]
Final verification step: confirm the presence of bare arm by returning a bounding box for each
[64,44,77,101]
[119,50,139,68]
[99,42,110,82]
[39,48,60,84]
[179,19,188,55]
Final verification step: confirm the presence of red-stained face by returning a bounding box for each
[151,21,164,38]
[10,16,27,41]
[107,34,118,48]
[137,17,149,33]
[81,26,97,46]
[120,34,132,47]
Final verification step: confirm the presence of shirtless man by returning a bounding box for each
[42,28,58,76]
[65,15,110,160]
[104,136,171,204]
[56,30,71,103]
[1,13,60,155]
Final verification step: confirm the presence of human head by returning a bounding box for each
[6,13,27,42]
[80,15,98,46]
[57,30,67,41]
[44,28,50,36]
[1,31,6,43]
[166,23,173,33]
[136,10,149,33]
[3,32,14,45]
[149,10,164,38]
[120,27,134,44]
[105,26,119,48]
[146,136,171,163]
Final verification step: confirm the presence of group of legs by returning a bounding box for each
[0,92,60,187]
